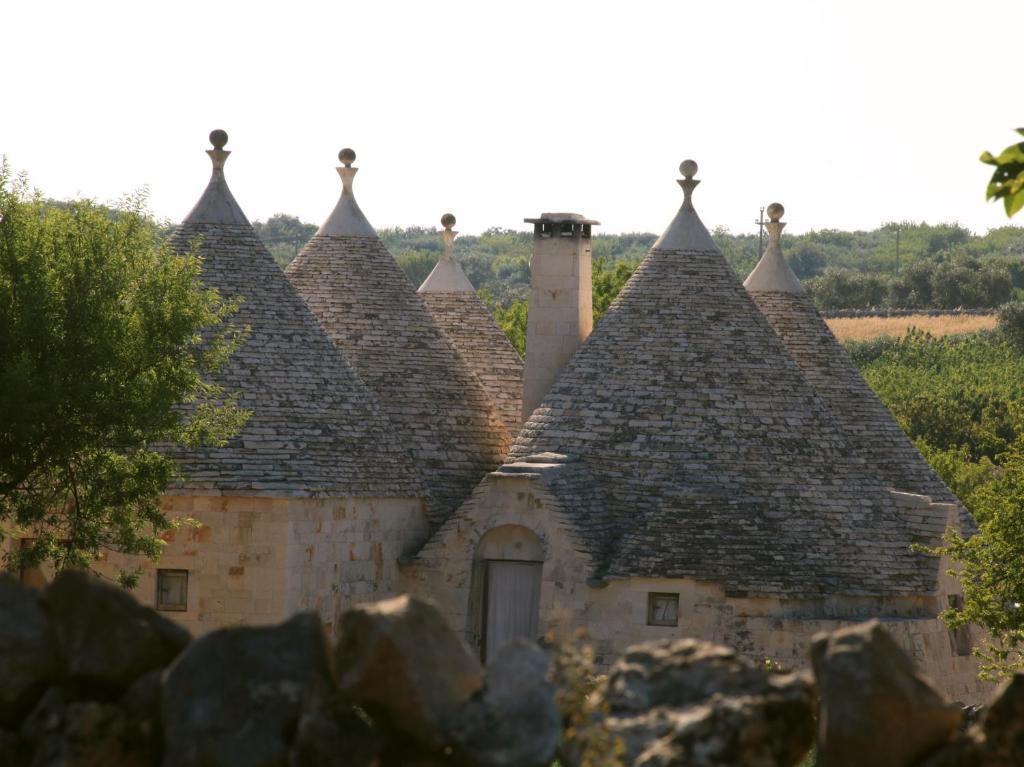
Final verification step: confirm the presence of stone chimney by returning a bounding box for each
[521,212,599,420]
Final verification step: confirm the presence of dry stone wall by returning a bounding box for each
[0,573,1019,767]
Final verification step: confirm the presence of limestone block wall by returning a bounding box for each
[286,496,429,635]
[90,493,426,637]
[404,474,990,703]
[93,495,291,635]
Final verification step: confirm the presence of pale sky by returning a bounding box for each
[3,0,1021,236]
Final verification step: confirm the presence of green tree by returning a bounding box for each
[933,447,1024,679]
[592,257,640,323]
[982,129,1024,218]
[0,166,247,584]
[252,213,316,267]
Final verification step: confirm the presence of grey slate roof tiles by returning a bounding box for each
[165,136,421,498]
[744,209,972,532]
[506,165,945,598]
[417,231,525,439]
[285,168,511,525]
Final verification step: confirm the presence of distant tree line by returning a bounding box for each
[253,214,1024,317]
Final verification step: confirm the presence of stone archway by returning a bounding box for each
[474,525,545,662]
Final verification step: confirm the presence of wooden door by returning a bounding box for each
[483,560,542,661]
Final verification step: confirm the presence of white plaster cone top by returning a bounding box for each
[652,159,718,252]
[418,213,476,294]
[316,148,378,238]
[743,203,805,294]
[183,129,251,226]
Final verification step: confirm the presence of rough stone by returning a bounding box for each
[335,594,483,748]
[0,574,59,728]
[44,569,190,691]
[288,702,381,767]
[605,637,815,767]
[977,673,1024,766]
[119,670,163,767]
[450,640,561,767]
[811,620,961,767]
[20,687,148,767]
[162,612,333,767]
[0,729,20,767]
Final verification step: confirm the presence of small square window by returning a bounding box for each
[157,569,189,612]
[647,592,679,627]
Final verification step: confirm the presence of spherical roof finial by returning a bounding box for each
[338,148,356,167]
[209,129,228,150]
[679,159,698,179]
[767,202,785,222]
[441,213,456,229]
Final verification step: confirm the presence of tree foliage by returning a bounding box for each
[853,327,1024,678]
[982,129,1024,218]
[0,165,247,583]
[257,216,1024,315]
[251,213,317,267]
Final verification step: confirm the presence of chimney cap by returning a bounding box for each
[524,212,600,225]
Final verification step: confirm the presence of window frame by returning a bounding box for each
[647,591,680,627]
[156,568,189,612]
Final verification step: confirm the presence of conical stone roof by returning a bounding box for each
[509,161,941,598]
[166,131,420,497]
[418,214,524,436]
[285,151,511,525]
[743,204,961,509]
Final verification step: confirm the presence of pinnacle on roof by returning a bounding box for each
[742,203,805,294]
[316,147,377,237]
[651,159,717,251]
[418,213,476,294]
[182,130,250,226]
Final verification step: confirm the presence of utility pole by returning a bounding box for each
[895,226,901,276]
[754,206,766,257]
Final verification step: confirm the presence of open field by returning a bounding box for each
[826,313,998,342]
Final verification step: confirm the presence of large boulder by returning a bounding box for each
[976,673,1024,766]
[45,569,190,691]
[20,687,150,767]
[0,575,59,727]
[604,638,815,767]
[0,729,20,767]
[811,620,961,767]
[118,670,163,767]
[162,612,334,767]
[288,702,381,767]
[335,595,483,748]
[450,640,561,767]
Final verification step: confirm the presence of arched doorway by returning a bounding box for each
[475,525,544,661]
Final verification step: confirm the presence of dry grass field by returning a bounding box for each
[825,314,998,342]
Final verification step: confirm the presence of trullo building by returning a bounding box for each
[284,151,512,526]
[417,214,524,436]
[94,132,429,635]
[403,161,983,701]
[28,135,982,701]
